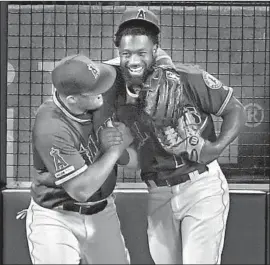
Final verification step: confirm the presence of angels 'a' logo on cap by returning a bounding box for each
[87,62,100,79]
[136,8,146,20]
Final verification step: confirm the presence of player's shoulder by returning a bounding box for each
[36,99,58,118]
[34,100,67,135]
[174,63,204,76]
[156,64,204,81]
[175,64,228,93]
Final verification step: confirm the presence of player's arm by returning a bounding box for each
[190,69,247,163]
[104,138,139,169]
[97,121,134,167]
[34,122,133,202]
[63,147,122,202]
[62,123,133,202]
[216,97,246,151]
[200,96,247,163]
[98,119,140,168]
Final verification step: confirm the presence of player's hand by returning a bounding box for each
[99,127,123,152]
[113,122,134,150]
[199,140,222,164]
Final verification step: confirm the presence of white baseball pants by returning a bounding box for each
[147,160,230,264]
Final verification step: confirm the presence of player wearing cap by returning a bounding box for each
[25,54,132,264]
[108,7,247,264]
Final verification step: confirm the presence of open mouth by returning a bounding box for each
[128,67,144,76]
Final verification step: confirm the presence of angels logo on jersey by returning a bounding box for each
[202,71,222,89]
[79,144,92,165]
[50,147,69,171]
[79,135,99,165]
[132,121,150,149]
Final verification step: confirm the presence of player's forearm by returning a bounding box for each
[214,98,246,152]
[66,148,122,202]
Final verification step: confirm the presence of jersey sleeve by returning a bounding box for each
[190,68,233,116]
[186,67,233,116]
[33,122,87,186]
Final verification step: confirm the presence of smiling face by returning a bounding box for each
[118,35,157,86]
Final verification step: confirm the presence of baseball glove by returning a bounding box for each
[138,66,206,163]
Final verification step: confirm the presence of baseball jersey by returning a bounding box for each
[113,64,234,181]
[31,83,122,209]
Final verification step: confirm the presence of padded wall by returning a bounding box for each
[2,189,268,264]
[116,192,154,264]
[0,190,3,264]
[2,190,31,264]
[267,192,270,265]
[221,192,267,264]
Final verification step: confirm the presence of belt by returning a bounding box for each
[60,200,108,215]
[145,166,208,188]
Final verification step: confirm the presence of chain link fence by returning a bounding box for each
[5,1,269,187]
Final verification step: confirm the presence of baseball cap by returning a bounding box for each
[116,7,160,35]
[51,54,116,96]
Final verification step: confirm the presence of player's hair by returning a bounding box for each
[114,21,159,47]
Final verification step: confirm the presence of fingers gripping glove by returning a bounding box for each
[139,66,206,163]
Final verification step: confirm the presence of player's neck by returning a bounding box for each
[67,104,87,115]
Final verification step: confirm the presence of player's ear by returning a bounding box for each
[66,95,77,104]
[152,44,158,56]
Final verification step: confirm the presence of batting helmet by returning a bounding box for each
[116,7,160,35]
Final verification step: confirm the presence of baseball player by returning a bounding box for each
[25,54,133,264]
[109,7,247,264]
